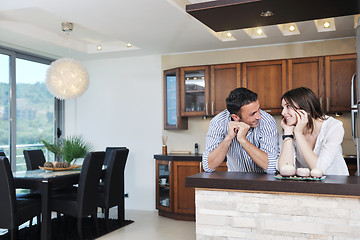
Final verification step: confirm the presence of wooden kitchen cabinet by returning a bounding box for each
[173,161,227,217]
[242,60,287,114]
[155,156,227,221]
[180,66,210,116]
[163,68,188,130]
[211,63,241,115]
[287,57,324,106]
[325,54,357,112]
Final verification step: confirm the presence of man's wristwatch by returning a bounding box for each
[282,134,294,140]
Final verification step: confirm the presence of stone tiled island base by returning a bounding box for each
[195,189,360,239]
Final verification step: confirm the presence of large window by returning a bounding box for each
[0,47,64,171]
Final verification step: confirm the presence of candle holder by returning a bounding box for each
[162,145,168,155]
[162,136,168,155]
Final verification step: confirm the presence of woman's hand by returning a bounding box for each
[281,117,295,135]
[294,110,308,135]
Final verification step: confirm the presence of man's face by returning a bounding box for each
[235,100,261,127]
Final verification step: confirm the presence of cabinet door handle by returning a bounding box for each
[211,101,214,115]
[199,162,202,172]
[327,97,329,112]
[205,102,208,115]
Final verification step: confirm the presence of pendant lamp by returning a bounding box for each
[45,22,90,100]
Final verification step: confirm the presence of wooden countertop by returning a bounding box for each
[185,172,360,197]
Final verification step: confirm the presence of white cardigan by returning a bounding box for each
[285,116,349,175]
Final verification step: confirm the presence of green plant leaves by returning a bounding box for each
[40,135,94,164]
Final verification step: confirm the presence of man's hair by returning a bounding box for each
[281,87,325,133]
[226,88,258,114]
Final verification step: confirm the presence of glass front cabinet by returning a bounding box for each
[164,68,188,130]
[180,66,210,116]
[156,160,172,212]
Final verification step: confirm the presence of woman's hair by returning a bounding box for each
[226,88,258,114]
[281,87,325,133]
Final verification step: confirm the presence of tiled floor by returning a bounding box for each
[97,209,196,240]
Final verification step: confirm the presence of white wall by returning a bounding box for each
[65,55,162,210]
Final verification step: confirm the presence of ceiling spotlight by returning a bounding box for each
[226,32,232,38]
[256,28,263,35]
[260,11,274,17]
[126,43,132,48]
[61,22,73,32]
[323,21,331,28]
[97,45,102,51]
[289,25,296,32]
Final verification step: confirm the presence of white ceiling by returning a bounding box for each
[0,0,358,60]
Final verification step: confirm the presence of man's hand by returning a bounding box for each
[227,121,240,140]
[226,121,250,143]
[236,122,250,143]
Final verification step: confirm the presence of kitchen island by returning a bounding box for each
[186,172,360,239]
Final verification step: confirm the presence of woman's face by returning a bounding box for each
[281,99,298,125]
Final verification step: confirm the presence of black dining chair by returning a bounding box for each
[23,149,46,170]
[51,151,105,239]
[98,148,129,229]
[0,156,41,240]
[103,147,127,166]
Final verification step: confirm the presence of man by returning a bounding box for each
[202,87,279,173]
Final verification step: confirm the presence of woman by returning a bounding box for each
[278,87,349,175]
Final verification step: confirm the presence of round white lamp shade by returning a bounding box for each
[46,58,90,100]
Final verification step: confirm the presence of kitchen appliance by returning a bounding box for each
[351,73,359,176]
[352,17,360,176]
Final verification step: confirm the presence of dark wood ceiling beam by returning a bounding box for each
[186,0,360,32]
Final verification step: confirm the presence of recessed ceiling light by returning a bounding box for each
[323,21,331,28]
[97,45,102,51]
[226,32,232,38]
[314,18,335,32]
[277,23,300,36]
[243,28,267,39]
[126,43,132,48]
[260,11,274,17]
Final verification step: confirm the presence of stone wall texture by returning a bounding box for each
[195,189,360,240]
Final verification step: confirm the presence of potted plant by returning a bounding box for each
[41,135,94,165]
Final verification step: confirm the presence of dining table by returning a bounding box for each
[13,169,82,240]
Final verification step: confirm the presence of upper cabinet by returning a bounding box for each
[325,54,357,113]
[164,68,188,130]
[242,60,287,114]
[210,63,241,115]
[287,57,324,104]
[180,66,210,116]
[163,54,357,129]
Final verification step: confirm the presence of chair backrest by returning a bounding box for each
[104,147,127,166]
[103,148,129,207]
[77,151,105,217]
[0,156,16,228]
[0,151,6,157]
[23,149,46,170]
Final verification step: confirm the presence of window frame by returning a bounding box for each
[0,46,64,171]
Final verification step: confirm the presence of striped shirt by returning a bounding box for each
[202,109,279,174]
